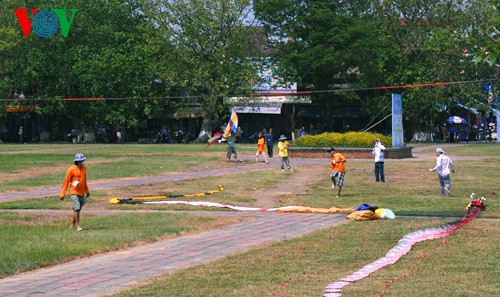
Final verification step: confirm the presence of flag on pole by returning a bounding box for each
[223,110,238,138]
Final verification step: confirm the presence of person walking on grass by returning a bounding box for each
[255,132,269,163]
[60,154,90,231]
[429,148,455,196]
[372,139,386,182]
[226,131,239,162]
[328,147,347,197]
[278,135,292,172]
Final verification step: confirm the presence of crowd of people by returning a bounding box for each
[60,133,458,230]
[223,131,456,199]
[224,126,293,173]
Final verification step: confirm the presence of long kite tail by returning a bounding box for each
[323,194,486,297]
[108,184,224,204]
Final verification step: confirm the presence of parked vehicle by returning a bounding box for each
[172,129,190,143]
[96,126,119,143]
[96,126,109,143]
[154,128,173,143]
[66,129,78,143]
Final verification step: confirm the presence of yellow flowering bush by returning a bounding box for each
[294,132,392,148]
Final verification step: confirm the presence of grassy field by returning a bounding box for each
[0,142,498,296]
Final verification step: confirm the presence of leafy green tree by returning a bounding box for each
[470,0,499,68]
[141,0,256,141]
[254,0,387,130]
[372,0,497,134]
[255,0,497,135]
[0,0,159,135]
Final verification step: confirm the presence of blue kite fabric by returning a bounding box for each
[356,204,372,211]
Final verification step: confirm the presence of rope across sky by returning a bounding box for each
[1,78,497,102]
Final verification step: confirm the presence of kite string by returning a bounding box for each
[362,101,391,132]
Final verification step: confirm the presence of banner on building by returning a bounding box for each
[233,106,281,114]
[226,95,311,104]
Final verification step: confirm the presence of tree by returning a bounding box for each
[372,0,497,134]
[470,0,499,68]
[255,0,497,135]
[141,0,257,141]
[254,0,386,130]
[0,0,159,135]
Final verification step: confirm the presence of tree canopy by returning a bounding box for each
[1,0,498,141]
[254,0,498,134]
[140,0,257,141]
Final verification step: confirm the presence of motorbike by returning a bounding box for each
[154,128,173,143]
[96,126,119,143]
[66,129,78,143]
[96,126,109,143]
[486,124,494,142]
[172,129,190,143]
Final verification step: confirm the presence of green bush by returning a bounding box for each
[293,132,392,148]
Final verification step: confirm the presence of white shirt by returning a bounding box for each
[433,154,454,176]
[372,143,385,162]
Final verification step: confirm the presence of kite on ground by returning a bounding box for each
[109,184,224,204]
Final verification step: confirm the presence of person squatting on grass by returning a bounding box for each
[429,148,455,196]
[60,154,90,231]
[328,147,347,197]
[278,135,292,172]
[255,132,269,163]
[372,139,386,182]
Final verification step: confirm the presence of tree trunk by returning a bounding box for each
[195,117,215,142]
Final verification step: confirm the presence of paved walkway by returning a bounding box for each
[0,212,346,297]
[0,157,344,297]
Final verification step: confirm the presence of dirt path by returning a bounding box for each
[238,162,325,208]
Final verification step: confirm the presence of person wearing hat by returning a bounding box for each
[371,139,386,182]
[429,148,455,196]
[60,154,90,231]
[328,147,347,197]
[278,135,292,172]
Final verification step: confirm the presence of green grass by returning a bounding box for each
[0,143,252,192]
[0,169,288,211]
[0,142,498,296]
[0,211,238,277]
[109,219,499,297]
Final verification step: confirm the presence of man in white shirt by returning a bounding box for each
[371,139,386,182]
[429,148,455,196]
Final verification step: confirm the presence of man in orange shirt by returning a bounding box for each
[328,147,347,197]
[60,154,90,231]
[255,132,269,163]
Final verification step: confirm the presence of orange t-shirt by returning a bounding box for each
[60,165,89,198]
[330,153,347,173]
[257,138,265,152]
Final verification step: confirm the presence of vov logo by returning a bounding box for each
[13,8,78,38]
